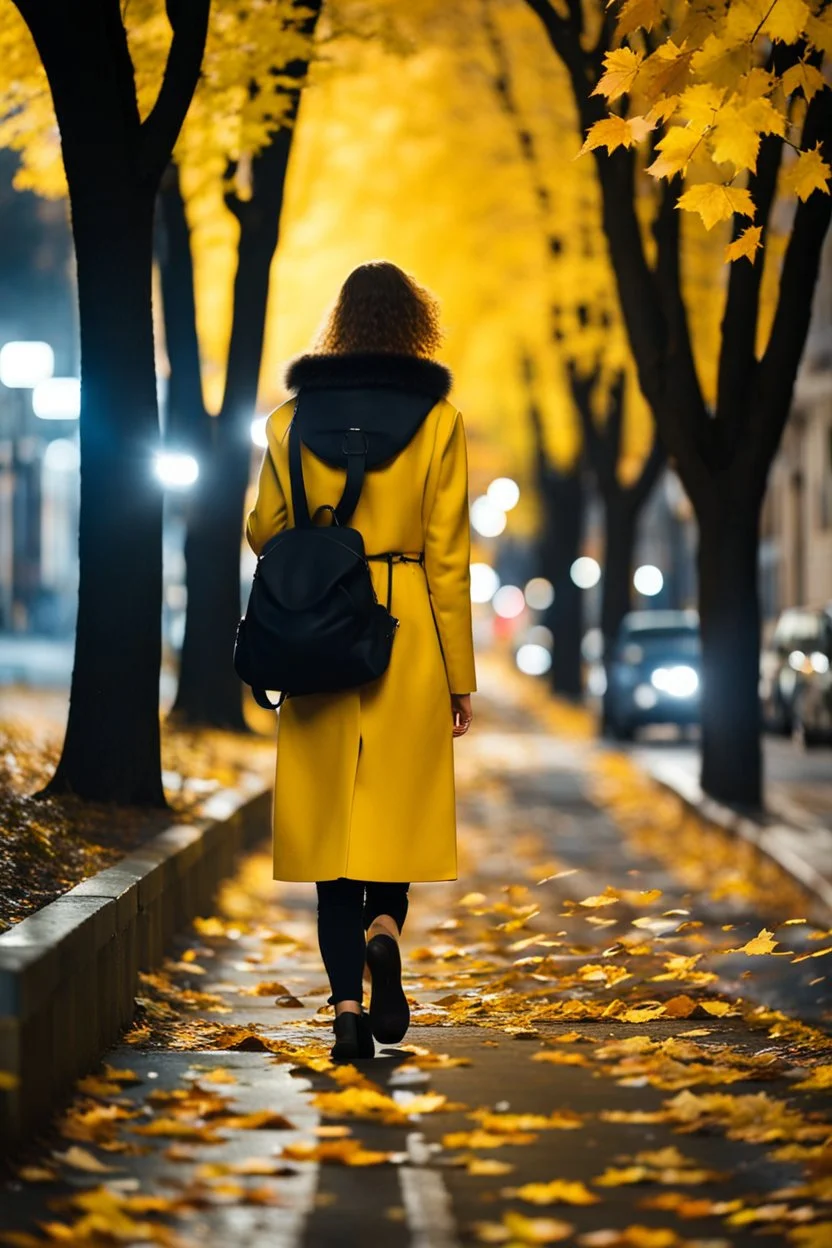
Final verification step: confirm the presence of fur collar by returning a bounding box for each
[285,352,452,399]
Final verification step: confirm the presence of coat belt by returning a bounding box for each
[366,551,425,613]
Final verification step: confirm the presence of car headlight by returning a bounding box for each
[650,665,699,698]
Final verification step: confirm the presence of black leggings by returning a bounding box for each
[316,877,410,1005]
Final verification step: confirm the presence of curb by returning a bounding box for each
[0,781,271,1150]
[642,757,832,927]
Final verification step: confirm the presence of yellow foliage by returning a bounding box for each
[676,183,755,230]
[723,224,763,263]
[781,142,832,202]
[591,46,644,101]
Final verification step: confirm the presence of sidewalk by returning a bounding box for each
[1,665,830,1246]
[634,741,832,925]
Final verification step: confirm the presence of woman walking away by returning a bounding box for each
[245,261,477,1061]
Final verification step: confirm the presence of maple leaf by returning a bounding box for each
[642,40,694,102]
[781,60,827,104]
[646,126,705,178]
[591,47,644,102]
[678,83,725,131]
[52,1146,120,1173]
[504,1179,600,1205]
[579,116,652,157]
[442,1128,539,1149]
[726,927,779,955]
[792,1065,832,1090]
[676,183,755,229]
[725,225,762,263]
[282,1139,394,1165]
[473,1211,575,1244]
[594,1165,654,1186]
[465,1157,515,1175]
[781,143,832,202]
[710,113,762,171]
[807,8,832,55]
[614,0,663,39]
[763,0,811,43]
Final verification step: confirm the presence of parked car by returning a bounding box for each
[760,605,832,736]
[602,610,701,741]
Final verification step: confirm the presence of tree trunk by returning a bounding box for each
[539,468,584,699]
[601,492,636,656]
[697,498,762,808]
[156,166,208,451]
[171,137,290,728]
[48,185,165,804]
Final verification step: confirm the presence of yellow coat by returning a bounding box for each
[245,380,477,884]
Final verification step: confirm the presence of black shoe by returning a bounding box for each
[330,1009,375,1061]
[366,933,410,1045]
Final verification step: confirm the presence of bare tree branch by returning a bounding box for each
[630,427,666,510]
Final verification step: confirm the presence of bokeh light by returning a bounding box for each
[493,584,525,619]
[487,477,520,512]
[470,495,507,538]
[634,564,664,596]
[43,438,80,473]
[154,452,199,489]
[525,624,554,649]
[470,562,500,604]
[524,576,554,611]
[516,643,552,675]
[0,341,54,389]
[570,556,601,589]
[32,377,80,420]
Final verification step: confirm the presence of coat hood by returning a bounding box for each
[283,354,453,471]
[285,352,452,401]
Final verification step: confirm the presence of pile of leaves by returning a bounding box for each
[0,691,273,932]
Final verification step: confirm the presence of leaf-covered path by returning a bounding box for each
[2,660,831,1247]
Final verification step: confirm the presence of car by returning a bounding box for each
[760,605,832,735]
[602,610,701,741]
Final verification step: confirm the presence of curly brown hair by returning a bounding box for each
[316,261,443,357]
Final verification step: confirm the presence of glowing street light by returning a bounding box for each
[0,341,54,389]
[154,451,199,489]
[470,495,507,537]
[470,562,500,604]
[570,556,601,589]
[634,564,664,596]
[487,477,520,511]
[251,415,268,448]
[32,377,81,420]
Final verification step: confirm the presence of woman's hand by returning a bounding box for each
[451,693,473,737]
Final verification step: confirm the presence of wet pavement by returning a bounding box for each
[1,659,830,1247]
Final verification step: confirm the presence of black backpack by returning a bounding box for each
[233,399,423,710]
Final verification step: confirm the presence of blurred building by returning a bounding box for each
[765,233,832,622]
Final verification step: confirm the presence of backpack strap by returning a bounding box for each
[289,400,368,529]
[334,427,368,525]
[288,404,312,529]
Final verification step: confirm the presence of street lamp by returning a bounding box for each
[0,341,54,389]
[32,377,81,420]
[154,451,199,489]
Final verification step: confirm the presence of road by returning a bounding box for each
[1,663,831,1247]
[631,730,832,831]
